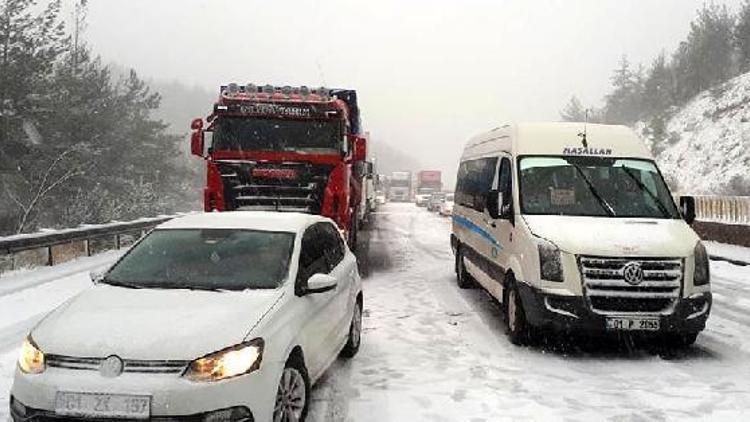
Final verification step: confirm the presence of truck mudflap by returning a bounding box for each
[516,282,711,335]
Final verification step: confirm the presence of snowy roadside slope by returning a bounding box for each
[653,72,750,195]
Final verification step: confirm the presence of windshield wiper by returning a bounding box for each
[571,164,616,217]
[100,278,145,289]
[621,167,671,218]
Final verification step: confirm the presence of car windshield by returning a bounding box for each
[518,156,680,218]
[212,116,342,153]
[104,229,295,290]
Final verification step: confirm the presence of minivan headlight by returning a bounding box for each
[693,242,710,286]
[18,337,45,374]
[184,338,264,382]
[537,238,563,282]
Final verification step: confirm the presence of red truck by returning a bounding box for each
[190,83,368,247]
[415,170,443,207]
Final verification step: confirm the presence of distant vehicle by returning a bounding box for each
[451,122,710,347]
[415,170,442,206]
[439,193,455,216]
[358,161,376,224]
[376,191,387,205]
[11,212,363,422]
[189,83,368,249]
[427,192,446,212]
[389,171,412,202]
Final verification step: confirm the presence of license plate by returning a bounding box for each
[605,317,660,331]
[55,392,150,419]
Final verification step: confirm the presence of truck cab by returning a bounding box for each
[190,84,367,248]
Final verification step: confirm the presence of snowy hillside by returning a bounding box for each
[650,72,750,195]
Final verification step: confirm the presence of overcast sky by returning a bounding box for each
[86,0,742,185]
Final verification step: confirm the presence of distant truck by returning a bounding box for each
[389,171,412,202]
[415,170,442,207]
[190,83,368,248]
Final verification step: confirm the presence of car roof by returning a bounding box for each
[156,211,332,233]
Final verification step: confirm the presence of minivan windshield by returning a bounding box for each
[104,229,295,291]
[518,156,680,219]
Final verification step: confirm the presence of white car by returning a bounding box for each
[11,212,363,422]
[439,194,455,216]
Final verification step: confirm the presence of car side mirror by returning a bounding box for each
[89,269,105,284]
[487,189,501,219]
[190,118,204,157]
[306,273,338,294]
[680,196,696,225]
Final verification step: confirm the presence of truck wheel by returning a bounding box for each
[455,246,474,289]
[348,216,359,252]
[506,282,531,345]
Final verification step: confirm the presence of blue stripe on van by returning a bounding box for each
[452,214,502,249]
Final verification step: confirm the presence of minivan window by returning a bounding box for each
[456,157,498,212]
[104,229,295,291]
[518,156,680,218]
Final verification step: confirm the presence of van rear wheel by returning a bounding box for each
[455,246,474,289]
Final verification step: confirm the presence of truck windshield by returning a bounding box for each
[518,156,680,219]
[104,229,295,291]
[212,116,343,153]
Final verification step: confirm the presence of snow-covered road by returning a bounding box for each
[1,203,750,421]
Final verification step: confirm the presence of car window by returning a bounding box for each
[320,222,346,270]
[297,225,330,291]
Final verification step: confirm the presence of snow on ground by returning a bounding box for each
[1,204,750,421]
[705,241,750,264]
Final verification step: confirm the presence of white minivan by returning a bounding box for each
[451,122,711,346]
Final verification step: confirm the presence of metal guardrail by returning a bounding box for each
[693,195,750,225]
[0,215,178,272]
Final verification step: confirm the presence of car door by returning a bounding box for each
[296,223,341,378]
[320,222,355,344]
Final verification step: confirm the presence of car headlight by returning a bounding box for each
[18,337,45,374]
[184,338,264,382]
[693,241,710,286]
[537,238,563,282]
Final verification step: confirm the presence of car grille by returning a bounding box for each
[46,355,189,374]
[579,256,683,315]
[217,160,333,213]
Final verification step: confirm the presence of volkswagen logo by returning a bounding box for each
[622,262,644,286]
[99,355,124,378]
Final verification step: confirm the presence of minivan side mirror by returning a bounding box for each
[306,273,338,294]
[680,196,696,225]
[487,190,501,219]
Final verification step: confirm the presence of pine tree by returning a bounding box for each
[560,96,586,122]
[736,0,750,72]
[642,52,675,117]
[603,56,645,124]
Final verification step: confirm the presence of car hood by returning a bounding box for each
[31,284,284,360]
[522,215,699,257]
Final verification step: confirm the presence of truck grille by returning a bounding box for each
[46,355,189,374]
[579,256,683,315]
[217,161,333,213]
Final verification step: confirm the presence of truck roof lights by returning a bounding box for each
[300,86,311,97]
[245,83,257,94]
[263,85,274,94]
[227,83,239,95]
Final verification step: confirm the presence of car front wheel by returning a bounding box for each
[274,358,310,422]
[341,299,363,358]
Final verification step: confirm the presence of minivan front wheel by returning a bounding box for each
[506,282,531,345]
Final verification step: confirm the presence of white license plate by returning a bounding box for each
[605,317,660,331]
[55,392,150,419]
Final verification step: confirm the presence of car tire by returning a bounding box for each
[340,299,363,358]
[506,281,531,345]
[455,246,474,289]
[274,355,310,422]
